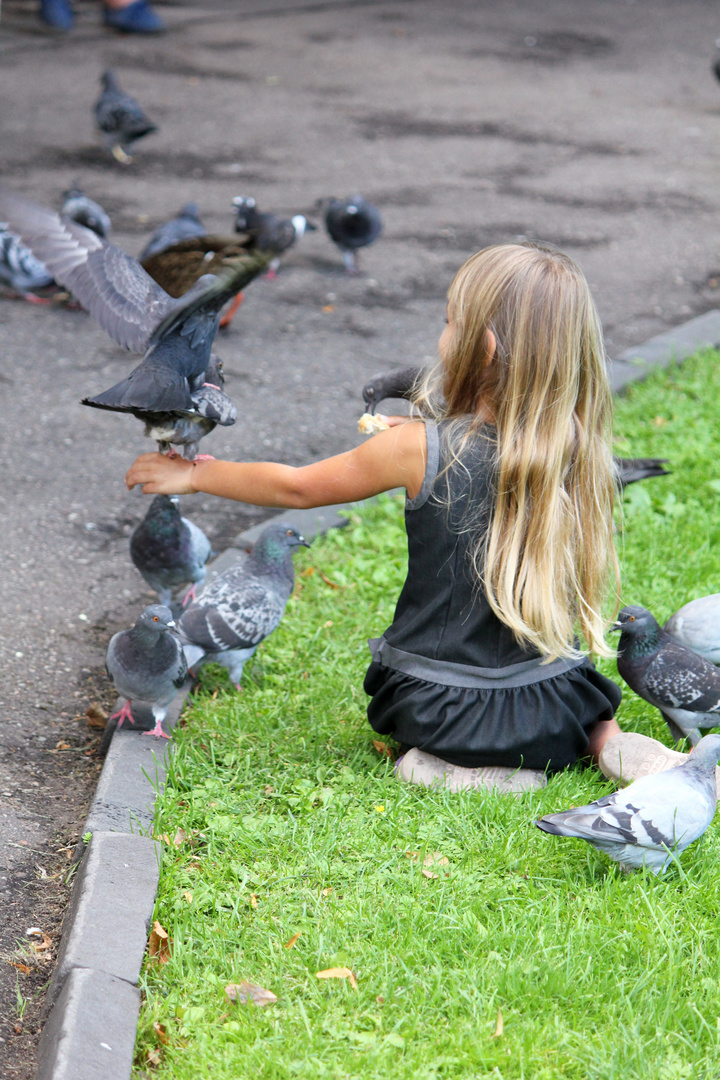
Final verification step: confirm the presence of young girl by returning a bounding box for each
[126,243,646,792]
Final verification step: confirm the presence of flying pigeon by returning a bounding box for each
[232,196,314,278]
[664,595,720,665]
[323,195,382,273]
[178,522,310,686]
[130,495,212,607]
[106,604,188,739]
[94,70,157,165]
[614,604,720,745]
[139,203,207,262]
[0,186,271,433]
[536,733,720,874]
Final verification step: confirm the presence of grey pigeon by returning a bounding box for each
[60,187,112,239]
[94,70,157,164]
[665,595,720,664]
[139,203,207,262]
[615,457,670,489]
[106,604,188,739]
[137,353,238,459]
[614,604,720,745]
[324,195,382,273]
[130,495,212,607]
[231,196,314,277]
[178,522,310,686]
[0,187,271,430]
[362,366,424,414]
[536,733,720,874]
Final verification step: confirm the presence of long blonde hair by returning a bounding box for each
[414,243,619,660]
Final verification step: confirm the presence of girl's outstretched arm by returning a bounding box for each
[125,421,427,508]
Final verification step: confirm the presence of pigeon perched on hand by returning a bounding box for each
[231,195,313,279]
[130,495,212,607]
[323,195,382,273]
[94,70,157,164]
[536,733,720,874]
[664,595,720,665]
[178,522,310,686]
[139,203,207,262]
[614,604,720,745]
[0,186,270,436]
[106,604,188,739]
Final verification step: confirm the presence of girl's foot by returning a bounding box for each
[395,747,546,794]
[599,731,720,796]
[39,0,74,30]
[102,0,165,33]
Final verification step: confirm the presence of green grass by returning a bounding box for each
[133,349,720,1080]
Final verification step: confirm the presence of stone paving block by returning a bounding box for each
[46,832,160,1013]
[611,309,720,391]
[37,968,140,1080]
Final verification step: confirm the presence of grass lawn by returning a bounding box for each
[133,349,720,1080]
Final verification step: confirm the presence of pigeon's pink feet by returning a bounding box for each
[23,293,53,305]
[142,720,170,740]
[191,454,215,462]
[182,584,198,607]
[263,267,277,281]
[110,700,135,728]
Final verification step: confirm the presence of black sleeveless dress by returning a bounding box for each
[364,422,622,773]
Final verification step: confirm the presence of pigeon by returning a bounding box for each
[664,595,720,665]
[178,522,310,686]
[536,733,720,874]
[615,457,670,489]
[130,495,212,607]
[60,187,112,239]
[613,605,720,745]
[232,195,314,278]
[323,195,382,273]
[139,203,207,262]
[106,604,188,739]
[0,186,271,432]
[94,70,157,165]
[362,366,424,414]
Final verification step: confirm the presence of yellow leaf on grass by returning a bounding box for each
[225,981,277,1006]
[322,887,332,896]
[249,894,259,908]
[316,967,358,990]
[492,1009,504,1038]
[285,932,301,949]
[146,1046,162,1068]
[372,740,395,761]
[153,1021,170,1046]
[148,920,172,965]
[183,891,193,903]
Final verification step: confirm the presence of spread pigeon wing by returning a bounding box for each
[0,187,174,352]
[179,582,286,653]
[645,644,720,713]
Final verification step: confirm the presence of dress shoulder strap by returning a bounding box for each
[406,422,440,510]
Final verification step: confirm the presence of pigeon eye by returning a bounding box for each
[286,529,293,536]
[153,616,159,621]
[628,615,635,622]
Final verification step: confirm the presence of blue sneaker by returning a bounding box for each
[39,0,74,31]
[102,0,165,34]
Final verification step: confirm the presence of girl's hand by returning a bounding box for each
[379,414,413,427]
[125,453,198,494]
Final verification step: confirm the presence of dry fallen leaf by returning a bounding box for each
[316,967,358,990]
[225,981,277,1006]
[85,703,108,730]
[421,868,439,879]
[284,932,301,949]
[147,920,172,965]
[249,894,259,909]
[55,741,70,751]
[492,1009,504,1038]
[376,995,385,1004]
[322,887,332,896]
[322,304,336,312]
[145,1046,162,1068]
[301,566,316,577]
[172,829,188,848]
[264,785,274,796]
[153,1022,170,1047]
[323,620,334,629]
[183,891,193,904]
[13,1022,22,1035]
[6,962,31,974]
[372,740,395,761]
[320,572,342,589]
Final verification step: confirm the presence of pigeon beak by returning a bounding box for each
[299,536,311,548]
[610,621,622,632]
[167,620,176,628]
[364,399,376,415]
[304,220,318,231]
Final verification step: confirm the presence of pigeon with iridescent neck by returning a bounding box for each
[130,495,212,607]
[232,195,314,279]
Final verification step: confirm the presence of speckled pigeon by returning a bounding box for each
[94,70,157,164]
[139,203,207,262]
[536,733,720,874]
[0,186,271,428]
[614,604,720,745]
[664,595,720,665]
[178,522,310,686]
[130,495,212,607]
[231,196,313,278]
[324,195,382,273]
[106,604,188,739]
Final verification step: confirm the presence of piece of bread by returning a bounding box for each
[358,412,389,435]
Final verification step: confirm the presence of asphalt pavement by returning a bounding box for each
[1,0,720,1074]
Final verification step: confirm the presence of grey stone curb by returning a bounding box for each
[36,313,720,1079]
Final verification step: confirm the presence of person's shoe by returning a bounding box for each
[395,747,547,794]
[39,0,74,31]
[598,731,720,797]
[102,0,166,33]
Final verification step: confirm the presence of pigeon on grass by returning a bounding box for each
[536,733,720,874]
[323,195,382,273]
[178,522,310,687]
[94,70,157,164]
[664,595,720,665]
[106,604,188,739]
[130,495,212,607]
[0,186,269,440]
[614,605,720,746]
